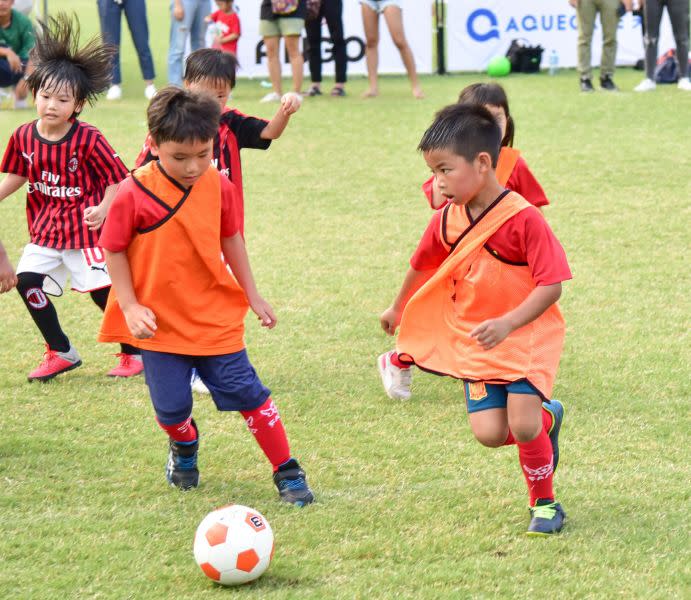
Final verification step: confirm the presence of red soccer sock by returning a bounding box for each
[504,406,553,446]
[390,352,411,370]
[240,397,291,471]
[156,416,197,443]
[517,428,554,505]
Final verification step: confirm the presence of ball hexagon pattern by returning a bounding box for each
[193,505,274,586]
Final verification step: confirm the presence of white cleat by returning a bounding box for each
[191,372,210,394]
[144,84,157,100]
[106,84,122,100]
[678,77,691,91]
[377,351,412,400]
[260,91,281,103]
[633,78,656,92]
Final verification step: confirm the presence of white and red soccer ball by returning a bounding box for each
[193,504,274,586]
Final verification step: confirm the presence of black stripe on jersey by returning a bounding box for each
[131,171,191,234]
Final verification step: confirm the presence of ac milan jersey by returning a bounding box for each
[1,120,129,250]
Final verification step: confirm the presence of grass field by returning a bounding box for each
[1,2,690,598]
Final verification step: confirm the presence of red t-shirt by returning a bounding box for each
[421,156,549,209]
[410,204,571,286]
[209,10,241,55]
[1,120,129,249]
[99,165,242,253]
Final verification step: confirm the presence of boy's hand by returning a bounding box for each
[470,317,512,350]
[83,204,107,230]
[280,92,302,116]
[0,255,17,293]
[380,306,401,336]
[123,303,157,339]
[249,295,277,329]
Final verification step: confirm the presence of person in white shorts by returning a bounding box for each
[360,0,424,99]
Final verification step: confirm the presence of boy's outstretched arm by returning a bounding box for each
[471,283,562,350]
[221,233,276,328]
[0,174,28,202]
[380,267,437,335]
[104,250,157,339]
[260,93,302,140]
[0,240,17,293]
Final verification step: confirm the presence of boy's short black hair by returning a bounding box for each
[26,12,116,117]
[184,48,238,89]
[418,104,502,167]
[147,87,221,145]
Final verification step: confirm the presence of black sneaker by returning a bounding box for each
[166,421,199,490]
[305,85,322,97]
[600,76,618,91]
[330,86,346,97]
[527,499,566,536]
[273,459,314,507]
[580,78,595,92]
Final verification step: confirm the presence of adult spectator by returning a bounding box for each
[360,0,423,99]
[168,0,209,87]
[259,0,305,103]
[0,0,33,109]
[305,0,347,97]
[634,0,691,91]
[97,0,157,100]
[570,0,631,92]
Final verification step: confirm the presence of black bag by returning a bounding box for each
[505,39,544,73]
[654,49,679,84]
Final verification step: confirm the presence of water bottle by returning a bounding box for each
[548,49,559,76]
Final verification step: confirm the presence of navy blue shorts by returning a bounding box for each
[463,379,540,413]
[140,349,271,425]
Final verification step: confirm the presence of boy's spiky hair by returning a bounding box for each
[26,12,115,113]
[147,87,221,145]
[418,104,502,167]
[184,48,239,89]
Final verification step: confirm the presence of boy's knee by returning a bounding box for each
[16,271,44,294]
[509,422,541,443]
[474,431,506,448]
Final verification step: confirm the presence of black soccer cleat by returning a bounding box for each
[600,76,618,91]
[273,459,314,507]
[165,421,199,490]
[527,499,566,536]
[580,78,595,93]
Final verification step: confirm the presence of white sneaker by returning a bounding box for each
[191,372,210,394]
[377,351,412,400]
[634,78,656,92]
[260,92,281,103]
[144,84,157,100]
[106,85,122,100]
[678,77,691,91]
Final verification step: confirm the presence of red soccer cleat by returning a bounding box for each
[107,353,144,377]
[28,344,82,382]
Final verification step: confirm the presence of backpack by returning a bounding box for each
[271,0,298,16]
[505,39,544,74]
[654,49,679,84]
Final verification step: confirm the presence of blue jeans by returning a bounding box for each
[97,0,155,85]
[167,0,209,86]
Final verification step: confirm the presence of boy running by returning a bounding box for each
[380,104,571,535]
[99,87,314,506]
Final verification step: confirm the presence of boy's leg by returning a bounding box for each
[196,350,314,506]
[141,349,199,489]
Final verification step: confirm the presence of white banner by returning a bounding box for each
[228,0,433,78]
[445,1,676,71]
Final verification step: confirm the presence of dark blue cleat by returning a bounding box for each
[166,420,199,490]
[543,399,564,473]
[273,459,314,507]
[527,500,566,536]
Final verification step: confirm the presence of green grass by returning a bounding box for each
[1,2,690,598]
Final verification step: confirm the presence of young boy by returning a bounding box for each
[206,0,241,56]
[99,87,314,506]
[0,13,142,381]
[380,104,571,535]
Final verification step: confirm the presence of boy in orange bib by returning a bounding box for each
[98,87,314,506]
[380,104,571,535]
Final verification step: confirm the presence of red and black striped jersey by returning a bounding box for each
[1,120,129,249]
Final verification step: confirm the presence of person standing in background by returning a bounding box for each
[168,0,209,87]
[569,0,632,92]
[305,0,347,97]
[97,0,157,100]
[634,0,691,91]
[0,0,34,109]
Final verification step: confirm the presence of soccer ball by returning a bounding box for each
[193,505,274,586]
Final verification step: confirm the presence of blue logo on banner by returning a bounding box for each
[467,9,500,42]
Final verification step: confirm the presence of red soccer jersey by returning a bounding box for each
[209,10,241,55]
[410,204,572,286]
[99,162,242,253]
[1,120,129,250]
